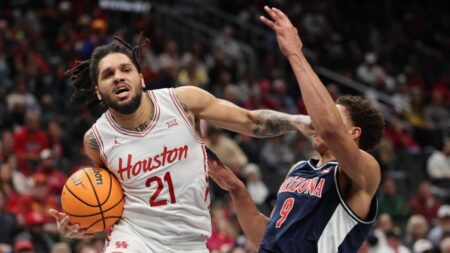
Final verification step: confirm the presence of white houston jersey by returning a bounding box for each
[92,88,210,246]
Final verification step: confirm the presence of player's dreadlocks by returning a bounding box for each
[66,32,149,104]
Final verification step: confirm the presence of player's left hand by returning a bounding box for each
[49,209,94,239]
[260,6,303,58]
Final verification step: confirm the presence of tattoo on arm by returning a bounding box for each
[88,131,100,149]
[180,102,196,127]
[251,110,297,137]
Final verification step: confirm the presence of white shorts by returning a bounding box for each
[103,223,209,253]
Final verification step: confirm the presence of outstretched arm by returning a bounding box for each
[207,149,268,248]
[175,86,314,138]
[260,7,380,197]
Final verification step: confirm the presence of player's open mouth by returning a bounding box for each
[114,85,131,99]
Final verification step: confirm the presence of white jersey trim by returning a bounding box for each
[168,88,204,144]
[104,91,160,137]
[333,166,378,224]
[317,205,358,253]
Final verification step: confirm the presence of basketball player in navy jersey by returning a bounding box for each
[208,6,384,253]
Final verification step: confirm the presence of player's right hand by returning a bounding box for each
[207,158,245,193]
[49,209,94,239]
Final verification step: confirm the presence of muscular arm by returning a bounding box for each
[261,7,380,197]
[207,155,268,247]
[83,129,106,167]
[174,86,312,138]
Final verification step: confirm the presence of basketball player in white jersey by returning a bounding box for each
[49,35,313,252]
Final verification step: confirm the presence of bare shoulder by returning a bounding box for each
[356,150,381,193]
[83,128,99,150]
[174,86,214,109]
[83,128,105,167]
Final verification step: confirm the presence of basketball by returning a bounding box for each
[61,167,125,233]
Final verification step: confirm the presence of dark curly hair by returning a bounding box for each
[65,33,149,104]
[336,95,385,151]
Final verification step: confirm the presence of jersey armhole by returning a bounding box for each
[91,125,109,167]
[333,166,378,224]
[168,88,204,144]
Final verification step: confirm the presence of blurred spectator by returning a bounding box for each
[208,50,237,88]
[0,130,15,163]
[384,117,420,152]
[235,134,261,164]
[379,176,410,224]
[13,111,49,175]
[373,213,393,251]
[46,119,71,163]
[259,136,294,174]
[412,239,433,253]
[428,205,450,247]
[206,127,248,173]
[180,42,208,72]
[271,78,297,114]
[213,26,242,68]
[6,76,40,117]
[0,190,20,244]
[409,181,441,224]
[50,242,71,253]
[211,71,233,99]
[426,139,450,188]
[405,215,429,249]
[17,174,59,224]
[15,211,55,253]
[177,57,209,88]
[223,85,244,107]
[158,40,180,74]
[33,149,67,197]
[0,161,26,213]
[241,163,268,206]
[424,91,449,134]
[0,243,12,253]
[244,81,277,110]
[376,229,411,253]
[207,208,236,251]
[14,238,35,253]
[441,237,450,253]
[404,88,436,147]
[356,53,386,87]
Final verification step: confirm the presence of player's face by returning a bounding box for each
[95,53,145,114]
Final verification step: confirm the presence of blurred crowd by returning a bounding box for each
[0,0,449,253]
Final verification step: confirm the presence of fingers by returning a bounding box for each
[263,6,278,21]
[260,16,275,30]
[49,209,66,220]
[271,7,288,21]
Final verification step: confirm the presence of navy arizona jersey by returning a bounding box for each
[259,159,378,253]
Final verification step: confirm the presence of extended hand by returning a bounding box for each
[49,209,94,239]
[260,6,303,58]
[208,160,245,193]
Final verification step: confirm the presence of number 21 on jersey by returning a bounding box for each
[145,172,176,207]
[275,197,295,228]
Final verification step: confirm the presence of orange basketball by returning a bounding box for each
[61,167,125,233]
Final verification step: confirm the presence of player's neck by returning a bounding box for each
[317,152,336,167]
[109,94,154,131]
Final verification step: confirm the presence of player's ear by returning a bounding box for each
[349,127,361,139]
[95,86,101,101]
[140,73,145,88]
